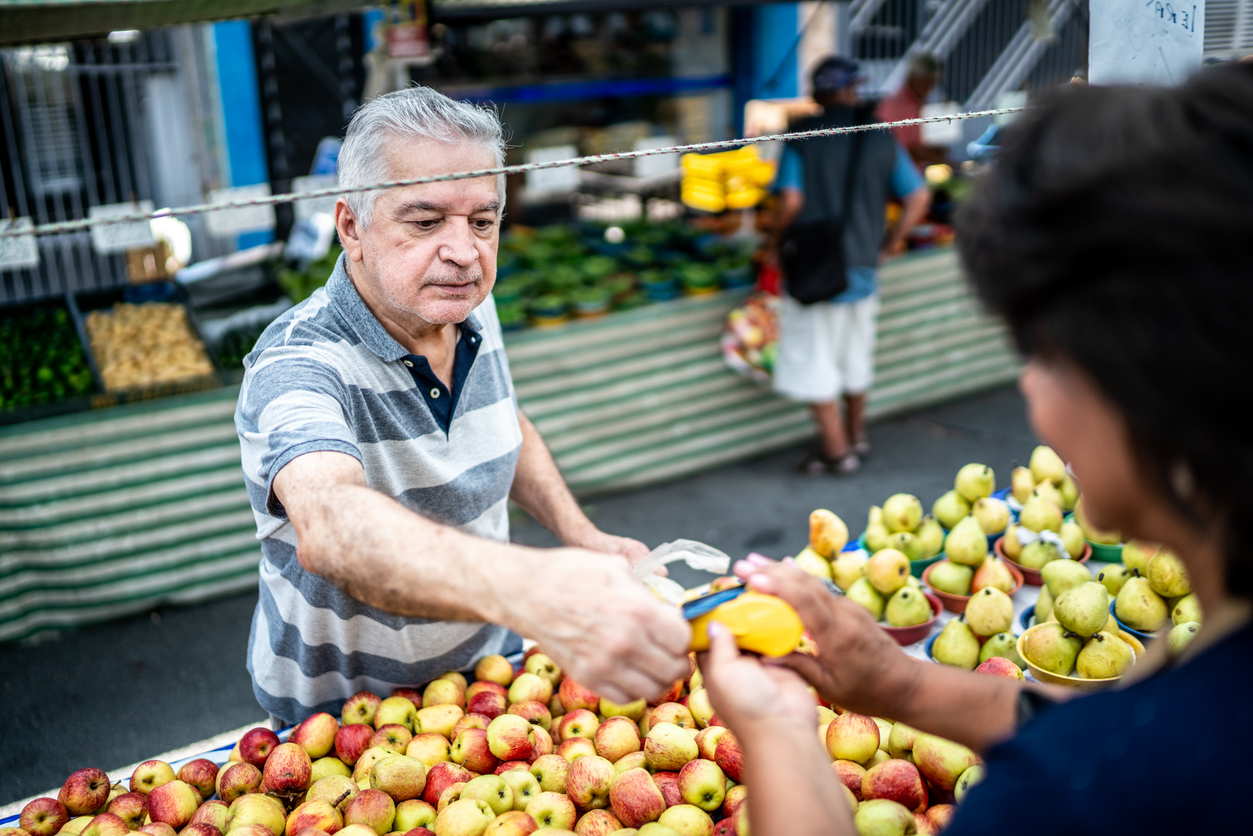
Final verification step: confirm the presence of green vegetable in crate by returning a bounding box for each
[581,256,619,281]
[0,305,95,411]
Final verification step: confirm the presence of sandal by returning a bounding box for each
[853,437,872,458]
[795,450,861,475]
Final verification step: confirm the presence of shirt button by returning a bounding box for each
[403,360,413,367]
[430,388,440,398]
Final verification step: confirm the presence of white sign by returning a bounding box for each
[633,136,680,179]
[920,101,963,145]
[291,174,340,221]
[1090,0,1205,86]
[89,200,155,253]
[0,217,40,270]
[205,184,277,237]
[525,146,580,196]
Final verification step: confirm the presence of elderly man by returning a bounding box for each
[236,87,691,723]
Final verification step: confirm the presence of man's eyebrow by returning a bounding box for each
[393,199,501,216]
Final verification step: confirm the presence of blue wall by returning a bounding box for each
[212,20,273,248]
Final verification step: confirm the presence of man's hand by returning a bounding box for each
[510,548,692,704]
[698,622,817,734]
[565,528,650,565]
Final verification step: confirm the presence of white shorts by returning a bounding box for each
[773,293,879,403]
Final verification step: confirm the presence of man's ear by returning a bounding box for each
[335,198,365,263]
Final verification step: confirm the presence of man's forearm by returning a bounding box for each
[510,410,595,545]
[883,187,931,254]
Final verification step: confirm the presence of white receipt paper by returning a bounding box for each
[1089,0,1205,86]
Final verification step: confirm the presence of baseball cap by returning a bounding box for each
[811,56,860,94]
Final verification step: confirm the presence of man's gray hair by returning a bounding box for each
[338,86,506,226]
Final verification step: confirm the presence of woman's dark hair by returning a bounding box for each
[957,62,1253,596]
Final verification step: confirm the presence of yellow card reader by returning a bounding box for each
[684,584,805,657]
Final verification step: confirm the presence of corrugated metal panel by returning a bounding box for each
[0,247,1018,641]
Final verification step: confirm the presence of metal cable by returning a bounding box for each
[0,106,1021,240]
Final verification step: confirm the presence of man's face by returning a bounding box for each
[338,137,501,329]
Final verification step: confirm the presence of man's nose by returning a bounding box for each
[438,218,479,267]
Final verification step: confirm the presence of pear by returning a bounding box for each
[1168,621,1201,655]
[831,551,868,591]
[1147,550,1191,598]
[866,548,911,595]
[808,509,848,558]
[971,556,1015,594]
[1060,521,1086,559]
[1053,581,1110,637]
[885,586,932,627]
[932,490,970,530]
[1001,524,1023,559]
[1075,632,1134,678]
[945,516,989,567]
[846,576,886,620]
[793,547,833,581]
[916,516,945,559]
[1029,445,1066,485]
[1019,493,1063,534]
[1074,497,1119,545]
[1022,622,1083,676]
[1010,466,1035,504]
[928,561,973,596]
[1171,592,1203,626]
[1115,576,1168,633]
[979,632,1027,669]
[882,493,924,534]
[954,463,995,503]
[932,619,980,670]
[1121,540,1160,575]
[1034,584,1054,623]
[887,531,924,561]
[965,587,1014,637]
[1040,559,1092,598]
[906,574,923,590]
[1032,481,1065,513]
[864,522,891,554]
[867,505,884,529]
[1097,564,1131,596]
[971,497,1010,535]
[1017,540,1063,570]
[1103,612,1120,634]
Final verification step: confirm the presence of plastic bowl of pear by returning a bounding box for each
[924,584,1025,670]
[994,493,1092,586]
[1073,496,1125,563]
[859,493,947,577]
[932,462,1014,552]
[1107,543,1200,643]
[922,557,1024,614]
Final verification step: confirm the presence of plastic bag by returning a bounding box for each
[633,540,733,605]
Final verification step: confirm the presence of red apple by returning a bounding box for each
[557,709,600,743]
[177,760,220,800]
[452,714,491,741]
[336,827,379,836]
[216,762,262,803]
[862,758,927,812]
[284,799,343,836]
[826,713,880,764]
[572,809,620,836]
[528,755,569,795]
[523,654,562,688]
[487,714,536,761]
[452,729,499,774]
[507,674,553,707]
[832,760,866,800]
[547,694,566,721]
[465,692,507,722]
[693,727,726,762]
[644,724,698,772]
[239,728,282,769]
[565,756,615,811]
[80,814,129,836]
[651,772,682,808]
[973,657,1025,680]
[438,672,468,691]
[437,782,466,811]
[352,748,399,786]
[371,724,414,752]
[912,734,979,792]
[649,703,695,731]
[658,804,714,836]
[926,804,957,830]
[129,761,176,797]
[147,781,200,830]
[138,825,176,836]
[60,768,112,815]
[307,775,358,812]
[20,798,70,836]
[647,680,683,708]
[394,799,436,832]
[422,762,474,807]
[484,810,537,836]
[342,692,383,727]
[593,716,641,764]
[475,655,516,687]
[558,680,599,714]
[189,800,229,833]
[914,812,939,836]
[677,760,725,813]
[422,680,465,711]
[608,768,666,828]
[598,698,647,722]
[392,688,425,711]
[265,742,314,795]
[291,713,341,759]
[464,682,507,704]
[343,789,395,836]
[557,737,597,763]
[181,826,221,836]
[507,701,552,733]
[495,761,530,775]
[713,731,744,784]
[712,820,733,836]
[721,785,747,821]
[415,705,464,740]
[375,696,420,732]
[527,726,553,764]
[407,733,453,768]
[523,793,576,831]
[228,825,277,836]
[336,723,375,766]
[370,755,428,802]
[106,792,149,830]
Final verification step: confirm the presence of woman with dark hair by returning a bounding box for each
[697,61,1253,836]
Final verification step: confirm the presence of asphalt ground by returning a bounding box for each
[0,383,1036,806]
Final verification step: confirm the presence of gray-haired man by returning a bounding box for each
[236,87,691,723]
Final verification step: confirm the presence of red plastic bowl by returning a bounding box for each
[994,537,1091,586]
[879,591,943,646]
[922,559,1024,614]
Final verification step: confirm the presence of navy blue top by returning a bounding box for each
[948,622,1253,835]
[401,322,482,435]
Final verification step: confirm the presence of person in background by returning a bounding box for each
[772,56,931,475]
[701,62,1253,835]
[877,52,949,166]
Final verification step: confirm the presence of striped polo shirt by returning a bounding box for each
[235,254,523,722]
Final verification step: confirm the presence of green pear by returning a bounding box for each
[971,497,1010,535]
[979,632,1027,669]
[954,764,987,803]
[1075,632,1134,678]
[886,531,924,561]
[1053,581,1110,637]
[928,561,973,596]
[965,587,1014,637]
[945,516,989,567]
[830,551,867,591]
[1019,493,1063,534]
[1040,559,1092,598]
[1010,466,1035,504]
[1022,622,1083,676]
[1121,540,1159,575]
[1029,445,1066,485]
[882,493,924,534]
[1034,585,1054,624]
[954,463,995,503]
[971,555,1015,594]
[885,586,932,627]
[1075,497,1120,545]
[916,516,945,559]
[846,576,886,620]
[1000,524,1023,559]
[1171,592,1203,626]
[867,548,911,595]
[1097,564,1131,596]
[906,574,923,590]
[1060,521,1086,558]
[864,522,891,554]
[867,504,884,529]
[793,547,833,581]
[1058,472,1080,510]
[1147,550,1191,598]
[1032,481,1065,512]
[1168,621,1201,655]
[932,619,980,670]
[932,490,971,530]
[1017,540,1063,570]
[1114,576,1168,633]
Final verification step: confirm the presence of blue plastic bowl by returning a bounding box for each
[1109,600,1160,643]
[992,487,1020,522]
[1020,606,1035,633]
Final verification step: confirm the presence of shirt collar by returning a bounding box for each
[326,251,484,362]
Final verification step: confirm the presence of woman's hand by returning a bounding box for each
[698,622,818,733]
